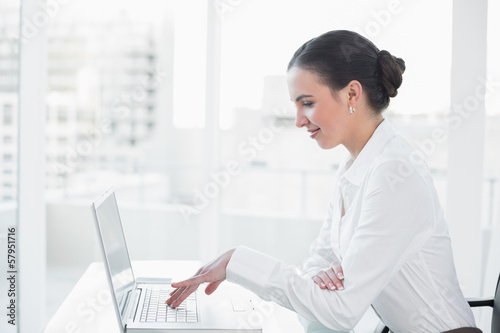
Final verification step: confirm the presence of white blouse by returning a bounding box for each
[226,119,476,332]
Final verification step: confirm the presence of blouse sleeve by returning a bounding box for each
[226,160,435,331]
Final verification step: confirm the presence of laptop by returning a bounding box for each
[91,189,263,332]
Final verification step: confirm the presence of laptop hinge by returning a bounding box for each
[124,285,142,324]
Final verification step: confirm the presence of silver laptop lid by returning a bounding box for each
[91,189,135,332]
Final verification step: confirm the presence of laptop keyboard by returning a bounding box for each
[140,288,198,323]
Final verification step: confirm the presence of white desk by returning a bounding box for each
[43,261,305,333]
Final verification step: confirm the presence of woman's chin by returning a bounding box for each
[316,140,338,150]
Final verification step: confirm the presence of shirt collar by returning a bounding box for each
[340,118,398,186]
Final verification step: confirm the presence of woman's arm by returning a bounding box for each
[224,160,434,330]
[169,160,434,330]
[166,248,236,308]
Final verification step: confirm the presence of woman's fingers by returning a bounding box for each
[315,270,338,291]
[329,261,344,290]
[167,274,205,307]
[312,264,345,291]
[167,283,200,308]
[325,268,344,290]
[166,249,236,307]
[330,261,344,280]
[312,275,328,289]
[166,286,187,306]
[171,274,206,289]
[167,277,225,308]
[169,284,198,308]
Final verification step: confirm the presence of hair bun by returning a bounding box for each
[378,50,405,98]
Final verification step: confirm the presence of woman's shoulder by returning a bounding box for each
[374,133,429,168]
[367,134,434,189]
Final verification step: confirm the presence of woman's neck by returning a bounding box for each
[344,115,384,160]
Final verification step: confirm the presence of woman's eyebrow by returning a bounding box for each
[295,94,314,102]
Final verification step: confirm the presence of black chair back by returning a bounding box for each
[493,273,500,333]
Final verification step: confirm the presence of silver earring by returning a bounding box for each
[349,106,355,114]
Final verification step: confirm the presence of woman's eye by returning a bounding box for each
[302,101,314,107]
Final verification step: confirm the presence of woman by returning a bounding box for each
[166,30,479,333]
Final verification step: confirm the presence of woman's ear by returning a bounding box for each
[347,80,363,106]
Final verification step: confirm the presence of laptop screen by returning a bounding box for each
[92,190,135,327]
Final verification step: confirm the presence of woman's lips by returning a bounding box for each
[308,128,320,138]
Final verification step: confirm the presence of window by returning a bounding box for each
[38,1,494,329]
[46,0,171,195]
[3,104,13,125]
[57,137,68,145]
[56,107,68,124]
[56,155,66,163]
[479,0,500,311]
[218,0,452,220]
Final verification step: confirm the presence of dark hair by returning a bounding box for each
[287,30,405,113]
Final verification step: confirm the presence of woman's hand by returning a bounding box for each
[166,248,236,308]
[311,261,344,291]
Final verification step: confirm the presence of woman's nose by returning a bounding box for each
[295,109,309,128]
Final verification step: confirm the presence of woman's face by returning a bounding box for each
[287,67,352,150]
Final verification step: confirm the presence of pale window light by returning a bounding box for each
[172,0,207,128]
